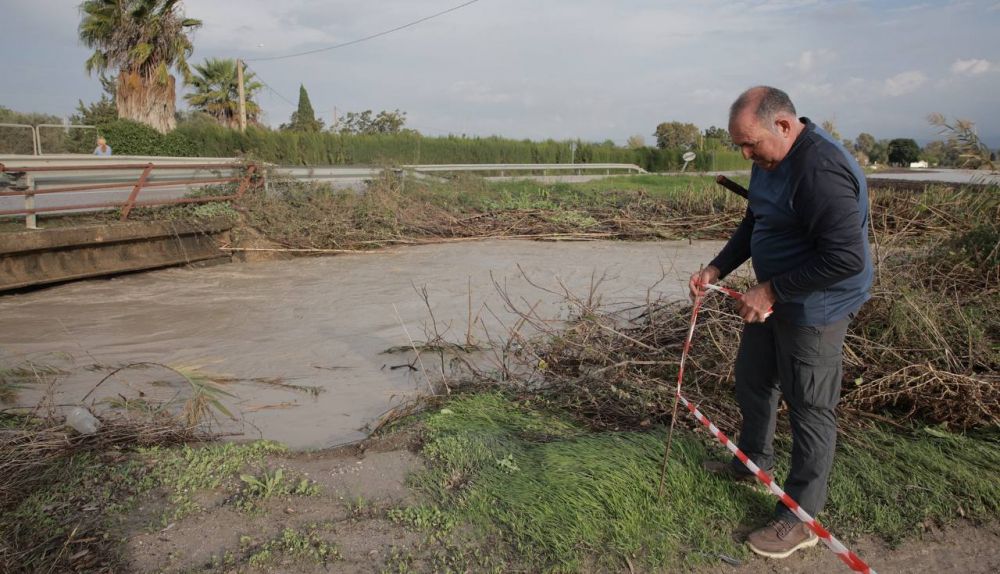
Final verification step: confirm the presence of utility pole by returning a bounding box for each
[236,58,247,132]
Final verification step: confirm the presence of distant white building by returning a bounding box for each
[909,160,929,169]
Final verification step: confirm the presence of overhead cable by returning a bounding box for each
[246,0,483,63]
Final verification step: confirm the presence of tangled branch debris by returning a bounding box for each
[415,183,1000,433]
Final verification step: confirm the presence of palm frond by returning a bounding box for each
[184,57,265,125]
[84,51,109,75]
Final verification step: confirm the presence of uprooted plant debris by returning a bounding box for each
[237,171,750,250]
[0,411,212,573]
[491,264,998,434]
[232,170,999,253]
[392,178,998,434]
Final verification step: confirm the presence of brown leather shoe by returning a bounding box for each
[747,519,819,558]
[702,460,756,482]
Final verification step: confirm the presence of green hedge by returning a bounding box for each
[90,119,749,172]
[99,119,198,157]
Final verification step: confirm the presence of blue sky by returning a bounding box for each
[2,0,998,145]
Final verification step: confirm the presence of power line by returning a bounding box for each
[246,0,484,63]
[243,62,296,107]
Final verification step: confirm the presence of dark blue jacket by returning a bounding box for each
[710,118,872,326]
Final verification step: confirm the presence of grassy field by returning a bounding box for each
[405,393,999,571]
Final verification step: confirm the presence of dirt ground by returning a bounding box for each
[696,521,1000,574]
[123,431,428,573]
[119,428,999,574]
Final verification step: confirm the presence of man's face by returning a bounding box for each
[729,112,790,171]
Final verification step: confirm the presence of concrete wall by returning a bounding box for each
[0,218,232,292]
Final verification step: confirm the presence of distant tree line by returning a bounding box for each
[817,117,995,169]
[10,1,982,173]
[24,0,982,174]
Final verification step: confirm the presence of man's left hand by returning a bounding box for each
[739,281,776,323]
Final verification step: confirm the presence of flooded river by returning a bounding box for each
[0,239,722,449]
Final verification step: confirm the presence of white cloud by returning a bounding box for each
[449,81,514,105]
[692,88,727,102]
[882,71,927,97]
[789,51,817,74]
[793,82,834,98]
[194,0,342,53]
[750,0,821,12]
[786,49,835,74]
[951,58,992,75]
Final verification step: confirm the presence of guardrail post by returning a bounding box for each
[234,163,258,199]
[120,163,154,221]
[25,174,38,229]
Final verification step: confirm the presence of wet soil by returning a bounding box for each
[702,521,1000,574]
[123,432,427,573]
[122,432,999,574]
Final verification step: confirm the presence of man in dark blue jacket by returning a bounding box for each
[689,86,873,559]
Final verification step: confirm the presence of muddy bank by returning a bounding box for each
[0,239,723,449]
[120,430,999,574]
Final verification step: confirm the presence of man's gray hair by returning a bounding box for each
[729,86,797,126]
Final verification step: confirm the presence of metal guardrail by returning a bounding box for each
[0,123,39,155]
[36,124,98,155]
[0,158,260,229]
[0,124,99,155]
[272,163,647,183]
[0,158,646,227]
[273,166,382,181]
[403,163,647,175]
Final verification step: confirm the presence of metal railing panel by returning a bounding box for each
[0,160,260,227]
[35,124,98,155]
[0,124,39,155]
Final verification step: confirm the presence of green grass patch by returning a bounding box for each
[235,466,320,513]
[209,524,342,570]
[408,392,1000,572]
[828,426,1000,543]
[243,525,340,569]
[138,440,288,522]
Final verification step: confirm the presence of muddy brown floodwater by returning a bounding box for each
[0,239,723,449]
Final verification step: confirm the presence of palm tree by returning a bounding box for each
[79,0,202,133]
[184,58,263,129]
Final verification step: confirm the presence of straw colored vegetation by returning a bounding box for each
[237,172,749,250]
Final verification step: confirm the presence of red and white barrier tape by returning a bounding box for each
[701,282,773,319]
[676,283,875,574]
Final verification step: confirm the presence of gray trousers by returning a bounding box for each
[728,314,852,521]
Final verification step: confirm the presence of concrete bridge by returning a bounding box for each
[0,218,232,292]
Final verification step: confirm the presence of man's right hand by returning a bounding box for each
[689,265,720,300]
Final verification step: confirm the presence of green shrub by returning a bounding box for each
[100,119,197,157]
[93,117,750,169]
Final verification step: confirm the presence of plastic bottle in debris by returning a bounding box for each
[66,406,101,435]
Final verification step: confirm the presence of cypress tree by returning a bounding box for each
[284,84,324,132]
